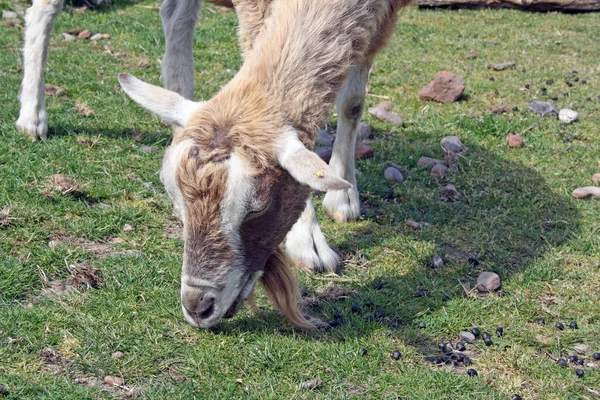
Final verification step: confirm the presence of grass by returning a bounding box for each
[1,1,599,398]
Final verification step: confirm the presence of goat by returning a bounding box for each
[119,0,410,329]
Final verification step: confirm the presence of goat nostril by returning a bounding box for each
[183,293,215,320]
[198,297,215,319]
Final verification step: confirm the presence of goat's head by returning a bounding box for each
[118,74,350,328]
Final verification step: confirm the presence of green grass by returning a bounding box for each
[1,1,600,398]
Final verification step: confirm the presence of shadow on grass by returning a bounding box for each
[209,138,580,351]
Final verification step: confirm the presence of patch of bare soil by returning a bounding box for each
[303,285,357,309]
[51,174,82,194]
[42,263,103,296]
[39,347,66,375]
[0,207,15,228]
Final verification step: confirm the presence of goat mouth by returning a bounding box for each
[223,273,258,319]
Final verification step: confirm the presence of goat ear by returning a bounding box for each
[276,130,351,192]
[118,73,203,128]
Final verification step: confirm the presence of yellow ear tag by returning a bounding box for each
[316,170,325,178]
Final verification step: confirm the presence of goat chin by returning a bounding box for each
[260,247,316,329]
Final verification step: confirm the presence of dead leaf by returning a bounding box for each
[75,100,94,117]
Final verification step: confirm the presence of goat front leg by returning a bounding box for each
[285,196,339,272]
[16,0,64,141]
[323,59,372,223]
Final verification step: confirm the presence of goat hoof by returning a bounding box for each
[16,111,48,141]
[323,189,360,223]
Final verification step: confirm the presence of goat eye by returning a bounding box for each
[244,200,270,221]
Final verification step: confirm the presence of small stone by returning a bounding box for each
[559,109,578,124]
[573,344,589,353]
[476,271,501,292]
[61,32,76,41]
[139,145,156,154]
[78,30,92,39]
[48,239,61,248]
[316,130,333,147]
[351,305,361,313]
[569,321,578,329]
[591,173,600,185]
[299,378,322,390]
[432,255,443,267]
[355,141,374,159]
[440,184,461,202]
[440,136,464,153]
[555,322,565,330]
[376,100,394,111]
[572,187,600,200]
[496,327,504,337]
[417,156,444,168]
[507,134,524,148]
[557,358,567,367]
[356,122,372,141]
[419,71,465,103]
[90,33,104,41]
[430,163,449,178]
[368,107,403,125]
[315,146,333,163]
[417,322,426,329]
[575,369,584,378]
[460,331,476,344]
[104,376,123,386]
[466,368,478,377]
[384,167,404,183]
[111,351,124,359]
[406,220,428,229]
[391,350,402,360]
[529,101,558,116]
[472,327,481,338]
[359,348,368,356]
[2,10,18,19]
[491,62,516,71]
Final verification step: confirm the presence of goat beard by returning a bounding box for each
[257,247,316,329]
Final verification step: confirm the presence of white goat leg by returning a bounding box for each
[160,0,203,100]
[323,60,372,223]
[16,0,64,141]
[285,197,339,272]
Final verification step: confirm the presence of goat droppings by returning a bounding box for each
[557,358,567,367]
[569,321,578,329]
[496,326,504,337]
[575,369,585,378]
[391,350,402,360]
[467,368,478,377]
[512,395,523,400]
[555,322,565,330]
[359,348,368,356]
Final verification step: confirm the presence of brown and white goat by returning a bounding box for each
[119,0,409,328]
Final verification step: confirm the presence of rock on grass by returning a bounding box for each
[104,376,123,386]
[507,134,524,148]
[419,71,465,103]
[417,156,444,168]
[384,166,404,183]
[78,29,91,39]
[529,101,558,116]
[430,163,448,178]
[558,109,578,124]
[368,107,403,125]
[460,331,476,344]
[441,136,464,153]
[572,187,600,200]
[476,271,501,292]
[355,141,374,159]
[592,173,600,185]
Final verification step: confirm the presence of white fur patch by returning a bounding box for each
[160,139,192,223]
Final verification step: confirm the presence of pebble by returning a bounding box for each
[355,141,374,159]
[507,134,524,148]
[356,122,372,141]
[376,100,394,111]
[476,271,501,292]
[491,61,516,71]
[430,163,449,178]
[316,130,333,147]
[104,376,123,386]
[417,156,444,168]
[591,173,600,185]
[111,351,124,359]
[78,30,92,39]
[299,378,322,390]
[432,255,444,268]
[384,166,404,183]
[460,331,476,344]
[555,322,565,330]
[61,32,76,41]
[572,186,600,200]
[558,109,578,124]
[391,350,402,360]
[406,220,428,229]
[529,101,558,116]
[368,107,404,125]
[2,10,17,19]
[440,136,464,153]
[466,369,478,377]
[90,33,105,41]
[419,71,465,103]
